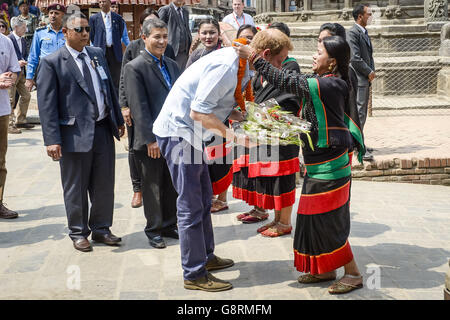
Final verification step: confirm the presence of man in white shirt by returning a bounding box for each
[222,0,255,30]
[0,33,21,219]
[8,16,32,134]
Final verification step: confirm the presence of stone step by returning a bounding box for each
[372,95,450,111]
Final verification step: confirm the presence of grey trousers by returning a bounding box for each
[356,85,370,131]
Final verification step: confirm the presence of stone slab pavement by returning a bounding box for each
[1,123,449,300]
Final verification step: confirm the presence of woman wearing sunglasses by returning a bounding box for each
[0,19,9,35]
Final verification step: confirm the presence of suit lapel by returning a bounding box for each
[61,46,97,105]
[9,35,22,60]
[142,52,170,91]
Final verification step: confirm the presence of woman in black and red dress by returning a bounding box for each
[232,23,301,237]
[234,30,365,294]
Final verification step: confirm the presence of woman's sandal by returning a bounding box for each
[260,222,292,237]
[236,208,256,221]
[241,208,269,224]
[211,199,229,213]
[257,221,277,233]
[298,273,336,284]
[328,275,363,294]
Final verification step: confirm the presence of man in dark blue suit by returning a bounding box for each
[89,0,129,90]
[8,16,32,133]
[37,13,125,252]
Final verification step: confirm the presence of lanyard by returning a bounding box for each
[233,13,245,27]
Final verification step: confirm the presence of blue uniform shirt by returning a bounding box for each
[26,24,65,79]
[145,48,171,89]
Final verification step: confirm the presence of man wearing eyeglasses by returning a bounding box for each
[36,13,125,253]
[25,3,65,92]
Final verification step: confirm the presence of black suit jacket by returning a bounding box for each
[347,24,375,86]
[123,51,180,151]
[119,38,175,107]
[37,45,124,153]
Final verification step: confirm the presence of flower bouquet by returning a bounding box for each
[234,98,314,148]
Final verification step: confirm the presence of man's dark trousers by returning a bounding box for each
[60,119,115,240]
[156,136,215,281]
[127,121,141,193]
[134,149,177,239]
[106,46,121,90]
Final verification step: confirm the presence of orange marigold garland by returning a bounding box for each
[232,38,254,112]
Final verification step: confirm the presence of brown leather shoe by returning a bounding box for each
[131,191,142,208]
[73,238,92,252]
[184,272,233,292]
[206,255,234,271]
[92,233,122,245]
[0,203,18,219]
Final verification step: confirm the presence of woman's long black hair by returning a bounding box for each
[322,35,351,89]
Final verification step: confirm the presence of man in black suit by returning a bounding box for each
[37,13,125,252]
[8,16,33,134]
[347,3,375,161]
[119,8,175,209]
[158,0,191,71]
[123,18,179,249]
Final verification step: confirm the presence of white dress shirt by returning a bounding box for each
[65,44,107,121]
[102,11,113,47]
[12,32,22,55]
[222,12,255,30]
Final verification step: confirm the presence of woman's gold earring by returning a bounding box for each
[329,64,333,71]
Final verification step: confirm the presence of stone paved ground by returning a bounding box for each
[1,120,449,300]
[364,114,450,162]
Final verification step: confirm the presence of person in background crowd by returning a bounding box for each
[236,24,257,43]
[124,18,180,249]
[186,19,232,214]
[9,0,20,18]
[110,0,130,52]
[0,31,21,219]
[18,0,38,51]
[0,18,8,35]
[8,17,32,134]
[234,29,365,295]
[39,6,49,26]
[89,0,130,90]
[119,8,175,209]
[25,3,65,92]
[233,22,301,237]
[158,0,191,71]
[37,13,125,253]
[0,3,10,28]
[222,0,254,30]
[347,3,375,161]
[110,0,119,13]
[28,0,39,18]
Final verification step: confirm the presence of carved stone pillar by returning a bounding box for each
[425,0,448,31]
[437,23,450,97]
[303,0,311,11]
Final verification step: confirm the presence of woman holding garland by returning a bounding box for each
[232,22,301,237]
[234,29,365,294]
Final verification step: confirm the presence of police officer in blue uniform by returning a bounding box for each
[25,3,66,91]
